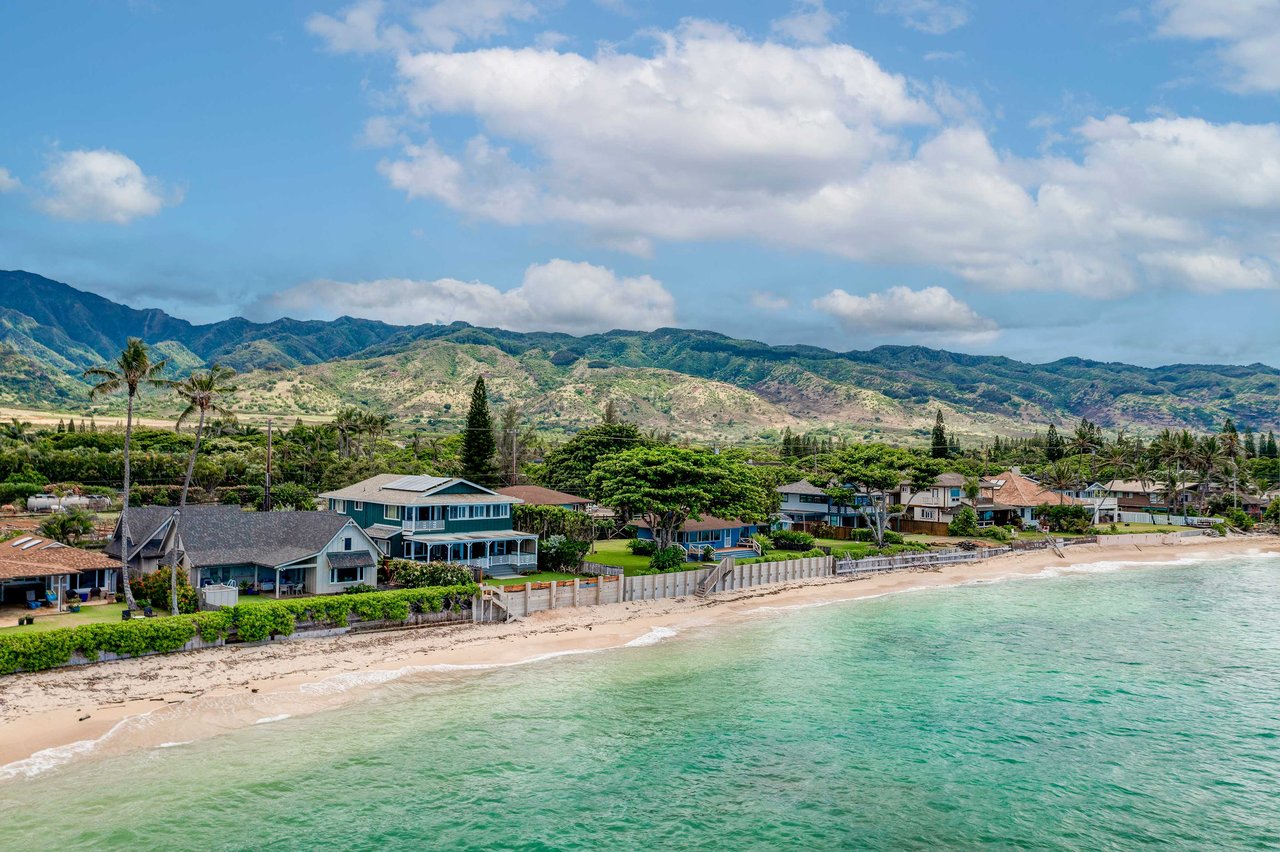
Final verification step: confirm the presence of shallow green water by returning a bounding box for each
[5,556,1280,850]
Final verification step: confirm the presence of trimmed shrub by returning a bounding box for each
[771,529,816,550]
[131,569,199,614]
[540,534,591,571]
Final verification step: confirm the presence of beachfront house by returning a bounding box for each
[107,505,380,595]
[1104,479,1196,516]
[632,517,766,559]
[0,536,119,607]
[777,480,833,527]
[320,474,538,575]
[984,470,1082,529]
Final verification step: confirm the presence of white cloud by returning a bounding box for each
[307,0,390,53]
[813,285,998,342]
[307,0,538,54]
[38,149,175,224]
[771,0,839,45]
[875,0,970,34]
[0,168,19,193]
[749,291,792,311]
[253,259,676,333]
[923,50,965,62]
[1154,0,1280,92]
[339,20,1280,299]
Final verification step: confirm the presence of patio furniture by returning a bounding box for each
[90,587,101,600]
[44,590,58,607]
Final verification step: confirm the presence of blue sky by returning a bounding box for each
[2,0,1279,366]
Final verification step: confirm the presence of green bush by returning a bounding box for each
[882,530,905,545]
[988,527,1009,542]
[1264,498,1280,524]
[771,529,816,550]
[627,538,657,556]
[0,585,478,675]
[0,610,235,675]
[648,546,687,573]
[948,506,979,537]
[752,533,773,551]
[540,534,591,571]
[386,559,473,589]
[130,569,199,614]
[1224,507,1254,531]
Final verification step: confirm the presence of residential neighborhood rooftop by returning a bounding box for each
[320,473,517,506]
[495,485,590,506]
[0,536,116,580]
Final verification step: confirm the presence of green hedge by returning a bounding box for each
[0,610,234,675]
[0,584,478,675]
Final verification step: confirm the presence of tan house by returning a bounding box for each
[0,535,119,607]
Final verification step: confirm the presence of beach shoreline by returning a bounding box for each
[3,535,1277,778]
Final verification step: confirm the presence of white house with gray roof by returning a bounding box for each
[107,505,380,596]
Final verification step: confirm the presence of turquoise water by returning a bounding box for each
[4,556,1280,850]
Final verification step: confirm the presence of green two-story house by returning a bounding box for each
[319,474,538,575]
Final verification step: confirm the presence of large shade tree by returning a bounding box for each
[827,445,941,546]
[165,364,238,615]
[589,446,774,550]
[83,338,169,610]
[540,422,649,499]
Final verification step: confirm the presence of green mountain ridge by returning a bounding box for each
[1,269,1276,439]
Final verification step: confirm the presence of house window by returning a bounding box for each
[333,499,346,513]
[330,565,365,584]
[351,501,363,511]
[449,505,462,520]
[384,505,404,521]
[950,488,961,498]
[343,537,352,551]
[376,540,389,556]
[799,495,827,504]
[496,503,509,517]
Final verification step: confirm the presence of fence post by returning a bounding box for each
[549,581,557,610]
[573,577,580,608]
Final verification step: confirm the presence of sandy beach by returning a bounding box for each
[2,535,1277,777]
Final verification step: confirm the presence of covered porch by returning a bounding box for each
[403,531,538,574]
[196,563,309,598]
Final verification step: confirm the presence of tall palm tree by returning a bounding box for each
[1191,436,1227,514]
[2,418,33,445]
[165,365,238,614]
[1156,467,1190,521]
[84,338,169,610]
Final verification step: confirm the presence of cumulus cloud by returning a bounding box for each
[771,0,839,45]
[327,18,1280,299]
[38,149,176,224]
[307,0,538,54]
[252,259,676,333]
[813,285,998,342]
[1154,0,1280,92]
[0,168,19,193]
[875,0,970,34]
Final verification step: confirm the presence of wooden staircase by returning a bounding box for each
[694,557,736,598]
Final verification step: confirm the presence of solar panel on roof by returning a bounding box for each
[20,538,44,549]
[10,536,32,547]
[383,475,447,492]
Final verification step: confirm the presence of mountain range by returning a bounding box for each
[1,269,1277,441]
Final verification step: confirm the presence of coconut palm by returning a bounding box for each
[165,365,238,614]
[38,508,96,545]
[1040,460,1081,505]
[1156,467,1190,521]
[2,418,33,445]
[83,338,169,610]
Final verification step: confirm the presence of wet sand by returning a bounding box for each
[2,535,1276,777]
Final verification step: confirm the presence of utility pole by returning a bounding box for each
[264,418,273,512]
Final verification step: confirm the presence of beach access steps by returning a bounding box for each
[694,558,736,598]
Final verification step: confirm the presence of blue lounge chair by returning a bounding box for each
[45,590,58,608]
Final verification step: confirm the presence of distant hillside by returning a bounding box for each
[1,269,1277,440]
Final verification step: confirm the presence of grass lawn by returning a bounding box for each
[483,571,578,587]
[584,539,653,575]
[0,602,127,634]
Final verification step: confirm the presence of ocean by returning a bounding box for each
[3,555,1279,850]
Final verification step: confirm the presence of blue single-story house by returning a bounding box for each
[633,516,766,557]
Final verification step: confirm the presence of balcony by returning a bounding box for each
[403,519,446,533]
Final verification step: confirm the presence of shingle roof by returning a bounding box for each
[987,471,1081,508]
[495,485,590,506]
[327,551,377,569]
[0,537,117,579]
[320,474,513,506]
[777,479,828,496]
[109,505,362,568]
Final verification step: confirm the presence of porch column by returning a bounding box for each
[275,567,281,599]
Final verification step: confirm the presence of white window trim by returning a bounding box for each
[384,504,404,521]
[351,501,363,511]
[330,565,365,585]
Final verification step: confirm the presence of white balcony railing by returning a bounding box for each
[403,519,446,533]
[490,553,538,567]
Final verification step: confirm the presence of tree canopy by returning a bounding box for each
[589,446,774,550]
